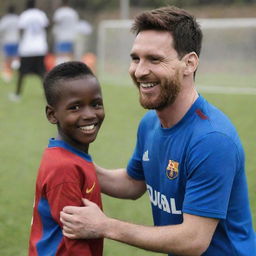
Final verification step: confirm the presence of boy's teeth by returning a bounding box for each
[140,83,156,88]
[80,125,95,131]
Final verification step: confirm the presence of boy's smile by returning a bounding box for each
[48,76,105,153]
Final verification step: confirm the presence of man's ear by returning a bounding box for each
[46,105,58,124]
[183,52,199,76]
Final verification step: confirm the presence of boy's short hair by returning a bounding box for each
[131,6,202,58]
[43,61,95,106]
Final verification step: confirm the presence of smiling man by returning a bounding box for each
[60,6,256,256]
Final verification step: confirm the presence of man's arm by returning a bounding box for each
[95,165,146,199]
[60,199,218,256]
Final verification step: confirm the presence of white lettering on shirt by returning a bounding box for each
[146,184,182,215]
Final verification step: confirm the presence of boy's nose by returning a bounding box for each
[81,107,96,119]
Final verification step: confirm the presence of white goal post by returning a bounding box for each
[97,18,256,93]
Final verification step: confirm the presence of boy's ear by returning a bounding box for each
[46,105,58,124]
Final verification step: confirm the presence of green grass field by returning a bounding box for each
[0,74,255,255]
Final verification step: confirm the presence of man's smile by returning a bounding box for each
[140,82,158,88]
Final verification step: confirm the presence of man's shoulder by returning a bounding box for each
[194,96,236,135]
[181,96,241,152]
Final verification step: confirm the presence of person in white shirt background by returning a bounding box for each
[9,0,49,102]
[0,4,19,82]
[52,0,79,65]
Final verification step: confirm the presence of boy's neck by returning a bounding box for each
[56,134,89,154]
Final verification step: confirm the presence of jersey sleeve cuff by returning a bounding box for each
[183,207,226,220]
[127,168,145,180]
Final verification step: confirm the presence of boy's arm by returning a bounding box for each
[46,181,96,255]
[95,164,146,199]
[44,161,102,256]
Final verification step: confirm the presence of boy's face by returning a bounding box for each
[47,76,105,153]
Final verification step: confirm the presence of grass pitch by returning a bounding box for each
[0,74,255,255]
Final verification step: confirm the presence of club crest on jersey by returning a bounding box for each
[166,160,179,179]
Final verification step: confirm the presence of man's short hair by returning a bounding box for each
[131,6,203,58]
[43,61,95,106]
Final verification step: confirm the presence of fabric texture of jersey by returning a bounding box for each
[29,139,103,256]
[127,95,256,256]
[18,8,48,57]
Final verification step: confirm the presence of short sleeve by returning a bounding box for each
[183,132,240,219]
[127,124,145,180]
[45,164,93,255]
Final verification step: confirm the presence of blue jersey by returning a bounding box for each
[127,95,256,255]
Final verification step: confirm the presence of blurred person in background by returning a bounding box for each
[9,0,49,102]
[60,6,256,256]
[76,19,95,73]
[52,0,79,65]
[0,4,19,82]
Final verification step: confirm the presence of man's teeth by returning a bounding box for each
[80,125,95,131]
[140,83,156,88]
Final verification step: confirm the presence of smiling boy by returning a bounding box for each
[28,61,104,256]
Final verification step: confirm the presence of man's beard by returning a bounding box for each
[139,75,181,110]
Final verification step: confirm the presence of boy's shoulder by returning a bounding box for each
[38,146,92,189]
[42,146,90,169]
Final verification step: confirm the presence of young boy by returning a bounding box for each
[28,61,105,256]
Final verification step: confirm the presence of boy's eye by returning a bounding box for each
[69,105,80,110]
[94,103,102,108]
[92,100,103,108]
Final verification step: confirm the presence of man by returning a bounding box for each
[60,6,256,255]
[9,0,49,101]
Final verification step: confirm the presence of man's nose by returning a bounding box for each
[134,61,150,79]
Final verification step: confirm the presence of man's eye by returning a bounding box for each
[150,57,160,63]
[131,55,139,63]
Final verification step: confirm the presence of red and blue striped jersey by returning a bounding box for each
[29,139,103,256]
